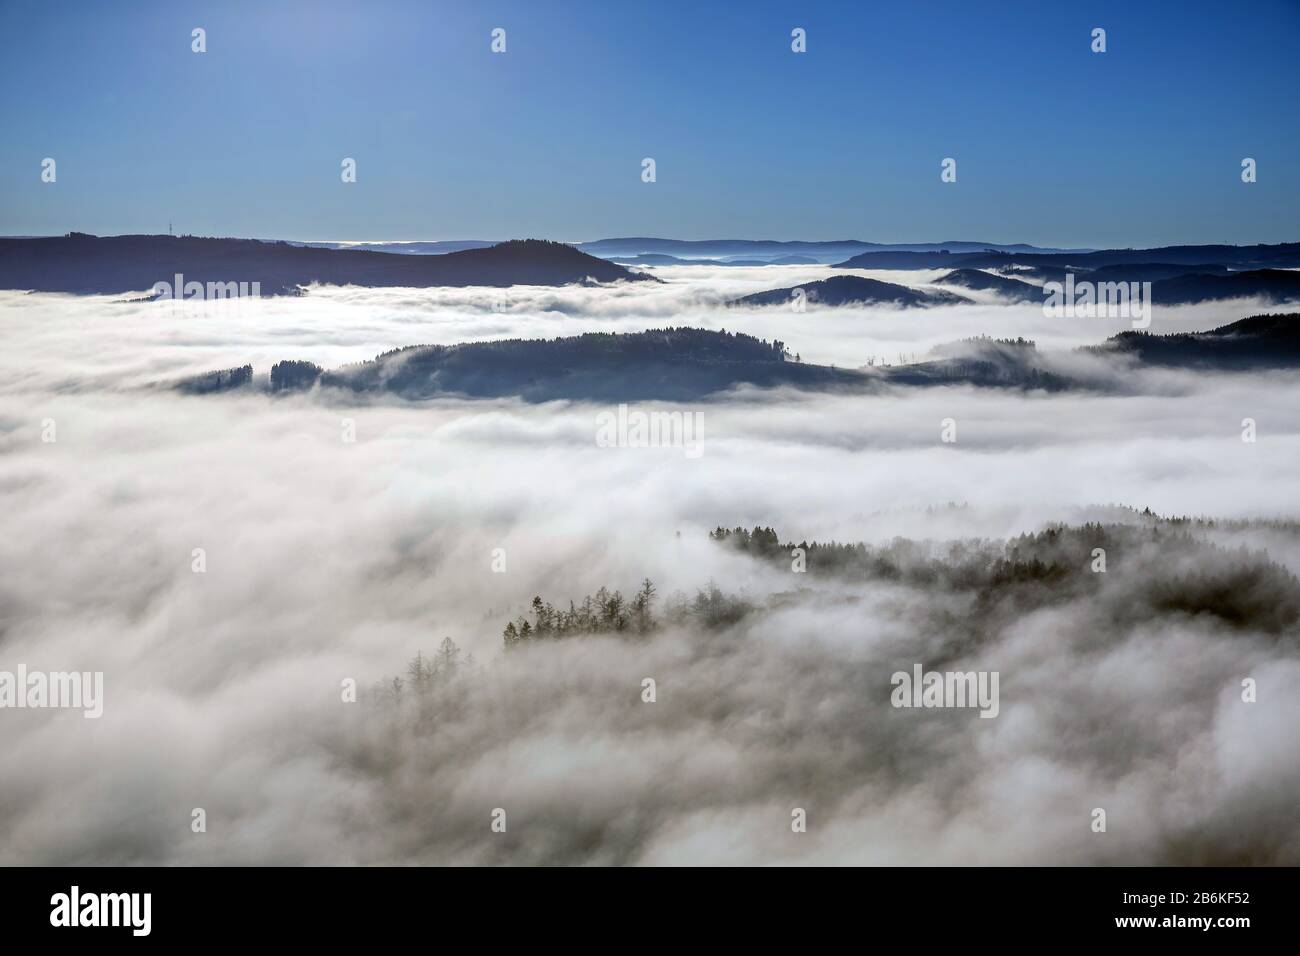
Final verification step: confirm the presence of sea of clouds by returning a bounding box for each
[1,266,1297,864]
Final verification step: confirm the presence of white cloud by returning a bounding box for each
[0,275,1296,863]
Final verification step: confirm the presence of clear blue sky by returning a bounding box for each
[2,0,1296,246]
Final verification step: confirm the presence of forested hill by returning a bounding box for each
[730,274,968,308]
[177,328,867,401]
[319,328,864,401]
[173,314,1300,402]
[1094,313,1300,368]
[0,234,652,295]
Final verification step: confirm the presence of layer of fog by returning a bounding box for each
[1,266,1279,394]
[1,278,1297,864]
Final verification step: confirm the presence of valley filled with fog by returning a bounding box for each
[2,266,1298,864]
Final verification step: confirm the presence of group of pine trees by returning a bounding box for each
[503,579,658,646]
[389,515,1300,703]
[708,521,1300,632]
[709,526,783,555]
[501,578,755,647]
[380,636,471,702]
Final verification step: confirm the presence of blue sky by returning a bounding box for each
[1,0,1296,246]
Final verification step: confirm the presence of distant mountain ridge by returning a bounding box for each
[0,234,651,295]
[8,233,1298,306]
[287,240,497,255]
[579,237,1088,264]
[264,236,1091,265]
[608,253,821,267]
[1148,269,1300,305]
[834,242,1300,272]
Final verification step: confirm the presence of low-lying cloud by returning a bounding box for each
[0,269,1296,864]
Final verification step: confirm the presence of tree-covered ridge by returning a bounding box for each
[710,521,1300,635]
[0,233,651,296]
[1093,312,1300,368]
[373,516,1300,720]
[729,273,971,308]
[171,326,861,401]
[377,579,755,701]
[173,313,1300,402]
[932,269,1040,301]
[175,364,253,395]
[309,327,833,402]
[332,326,792,375]
[360,512,1300,864]
[501,578,753,647]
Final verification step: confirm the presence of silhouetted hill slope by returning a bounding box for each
[709,520,1300,636]
[315,328,866,401]
[175,365,254,395]
[609,254,703,266]
[1149,269,1300,305]
[579,238,1085,262]
[609,253,821,267]
[933,269,1040,301]
[833,250,999,270]
[0,234,651,295]
[1087,262,1230,282]
[731,274,969,308]
[1052,243,1300,270]
[176,330,1066,400]
[879,315,1300,387]
[1095,313,1300,368]
[833,249,1081,270]
[174,315,1300,403]
[871,337,1071,391]
[994,264,1077,283]
[834,242,1300,274]
[288,240,497,255]
[881,315,1300,389]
